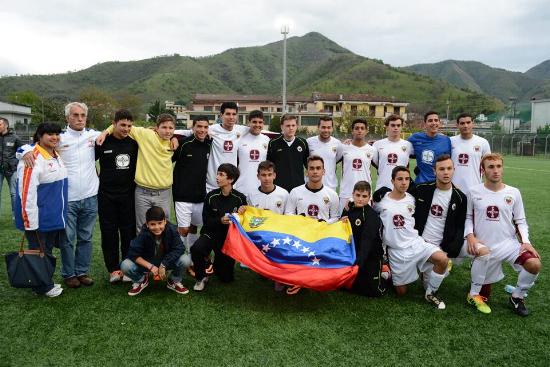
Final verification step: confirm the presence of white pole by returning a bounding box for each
[281,25,289,114]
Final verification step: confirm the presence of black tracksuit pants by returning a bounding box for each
[191,232,235,282]
[98,191,136,273]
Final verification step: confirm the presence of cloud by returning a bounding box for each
[0,0,548,76]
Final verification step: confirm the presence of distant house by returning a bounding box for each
[167,93,409,130]
[530,99,550,132]
[0,101,32,126]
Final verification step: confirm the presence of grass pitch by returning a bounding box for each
[0,155,549,366]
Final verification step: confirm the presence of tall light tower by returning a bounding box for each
[281,24,289,114]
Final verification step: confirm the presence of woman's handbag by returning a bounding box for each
[5,233,56,288]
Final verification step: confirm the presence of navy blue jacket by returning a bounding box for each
[126,222,184,268]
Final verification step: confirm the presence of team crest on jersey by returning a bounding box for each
[355,218,362,226]
[422,150,435,164]
[223,140,234,151]
[323,196,330,205]
[451,203,456,210]
[297,146,303,152]
[430,204,443,217]
[486,206,500,220]
[276,201,282,208]
[332,146,337,153]
[115,154,130,169]
[393,214,405,228]
[505,196,513,205]
[263,143,268,149]
[87,138,95,148]
[207,153,210,159]
[407,204,415,214]
[237,133,241,139]
[474,145,481,152]
[366,152,372,158]
[249,216,267,228]
[401,146,407,152]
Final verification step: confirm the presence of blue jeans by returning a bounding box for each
[0,170,17,218]
[120,254,191,283]
[60,196,98,279]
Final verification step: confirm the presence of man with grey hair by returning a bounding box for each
[20,102,101,288]
[0,117,23,219]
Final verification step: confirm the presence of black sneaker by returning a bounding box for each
[509,296,529,316]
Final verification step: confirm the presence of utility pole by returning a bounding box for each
[281,25,289,114]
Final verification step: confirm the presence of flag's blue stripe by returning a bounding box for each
[231,217,356,268]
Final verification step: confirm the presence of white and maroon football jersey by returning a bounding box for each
[247,185,289,214]
[465,184,530,248]
[340,143,376,200]
[206,124,249,191]
[373,192,422,250]
[421,188,452,246]
[234,133,269,196]
[306,136,343,191]
[372,138,413,191]
[451,135,491,195]
[285,184,340,223]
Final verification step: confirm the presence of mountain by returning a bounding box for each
[0,32,502,116]
[404,60,550,102]
[525,60,550,80]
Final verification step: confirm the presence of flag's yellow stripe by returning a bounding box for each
[238,207,352,243]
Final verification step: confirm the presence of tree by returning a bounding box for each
[147,100,175,122]
[269,115,281,132]
[114,92,143,118]
[79,87,116,130]
[7,90,44,124]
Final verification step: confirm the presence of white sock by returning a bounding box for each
[469,254,490,296]
[426,271,445,295]
[512,269,538,298]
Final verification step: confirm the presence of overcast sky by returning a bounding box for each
[1,0,548,76]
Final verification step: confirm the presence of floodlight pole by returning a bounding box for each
[281,25,289,114]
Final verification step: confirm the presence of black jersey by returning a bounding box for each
[266,135,309,192]
[172,135,212,203]
[95,135,138,196]
[201,188,247,236]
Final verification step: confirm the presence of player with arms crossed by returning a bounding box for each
[306,116,343,191]
[464,153,541,316]
[372,114,413,191]
[450,113,491,196]
[373,166,449,309]
[339,118,376,211]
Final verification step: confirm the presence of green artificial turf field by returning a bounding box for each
[0,156,548,366]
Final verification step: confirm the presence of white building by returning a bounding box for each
[0,101,32,126]
[530,99,550,133]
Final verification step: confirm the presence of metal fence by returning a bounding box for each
[479,134,550,158]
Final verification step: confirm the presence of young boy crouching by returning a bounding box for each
[121,206,191,296]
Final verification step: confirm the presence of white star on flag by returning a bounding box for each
[292,240,301,249]
[301,246,310,254]
[262,244,270,253]
[270,238,280,247]
[283,237,292,245]
[307,251,315,257]
[312,257,321,265]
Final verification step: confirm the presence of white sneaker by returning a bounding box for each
[45,286,63,298]
[109,270,123,283]
[193,277,208,291]
[425,292,446,310]
[122,275,132,282]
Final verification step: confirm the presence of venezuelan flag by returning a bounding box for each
[222,207,358,291]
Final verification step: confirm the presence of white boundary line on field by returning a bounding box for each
[504,166,550,174]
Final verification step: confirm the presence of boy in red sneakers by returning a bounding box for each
[121,206,191,296]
